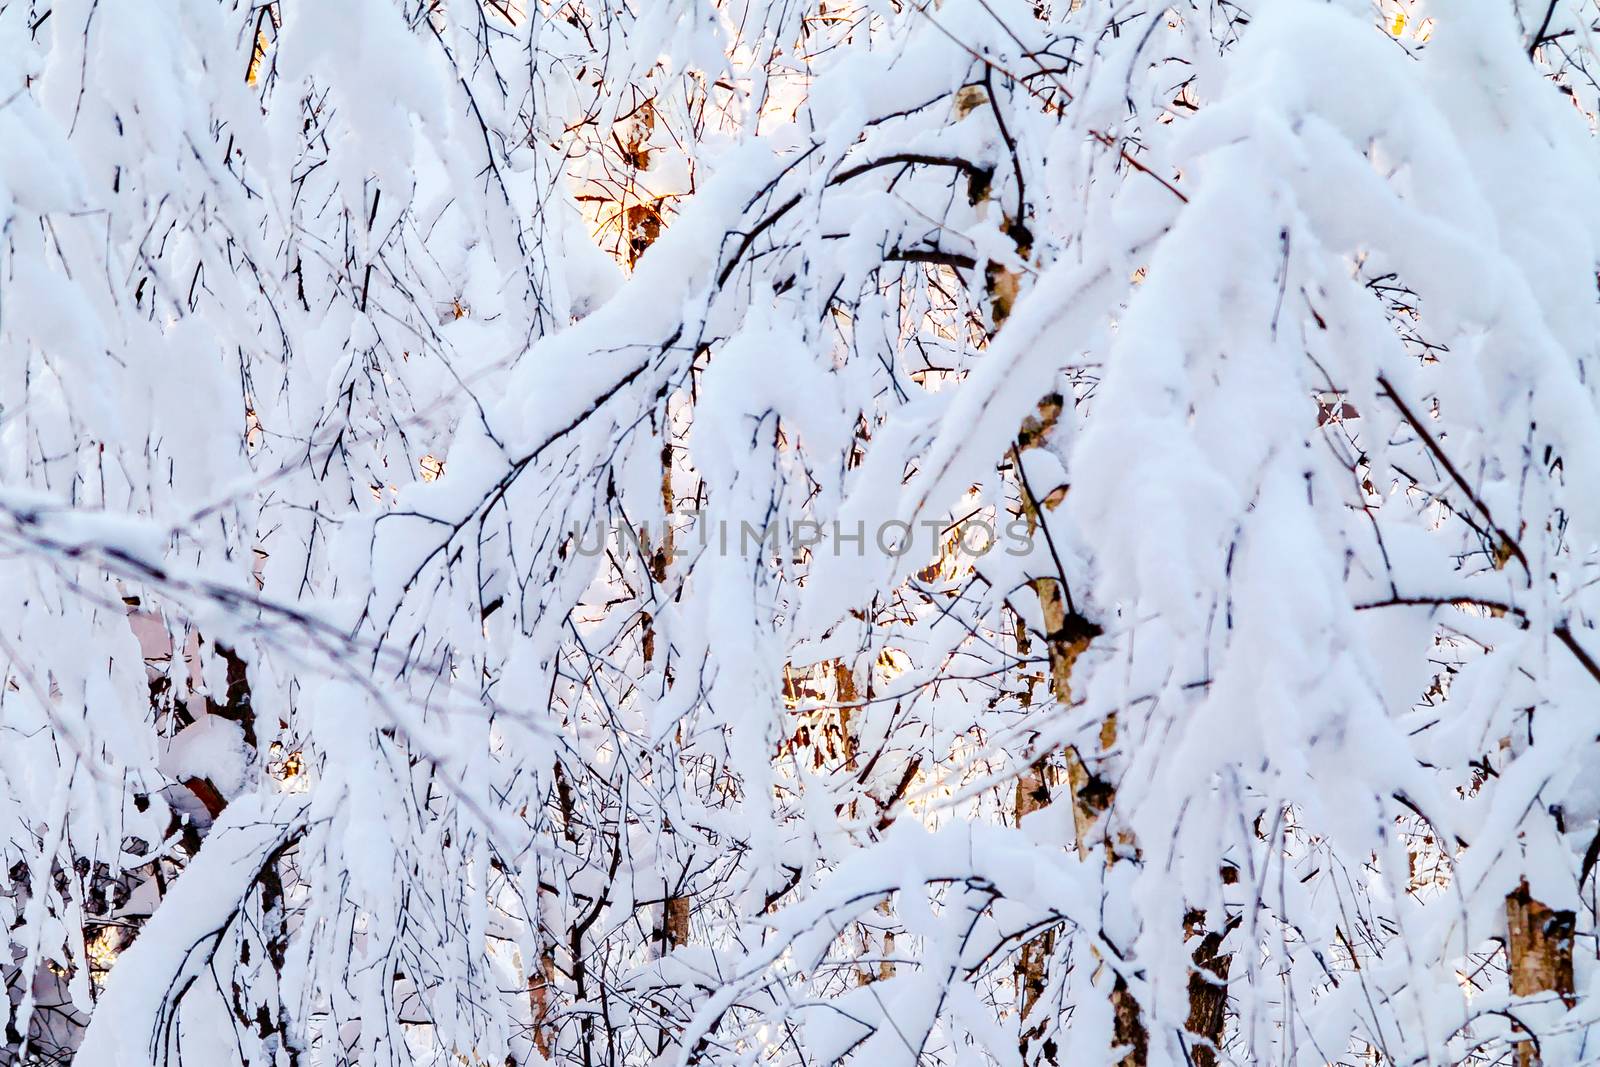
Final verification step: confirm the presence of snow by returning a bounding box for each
[159,716,250,800]
[5,0,1600,1064]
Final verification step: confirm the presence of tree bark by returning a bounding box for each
[1506,879,1575,1067]
[1015,759,1054,1060]
[1183,909,1232,1067]
[1110,972,1149,1067]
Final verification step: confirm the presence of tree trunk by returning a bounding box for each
[1506,879,1575,1067]
[528,948,556,1059]
[1015,759,1054,1060]
[1111,973,1149,1067]
[1183,908,1232,1067]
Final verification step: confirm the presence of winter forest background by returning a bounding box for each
[4,0,1600,1064]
